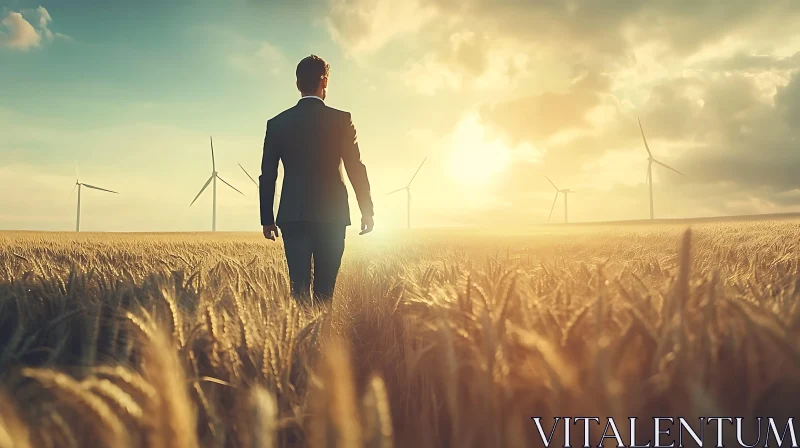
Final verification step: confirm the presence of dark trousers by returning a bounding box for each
[279,222,346,302]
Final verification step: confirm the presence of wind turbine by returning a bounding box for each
[190,137,245,232]
[638,118,686,220]
[546,176,574,224]
[73,165,119,232]
[238,163,280,214]
[387,157,426,229]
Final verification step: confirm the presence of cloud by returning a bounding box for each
[0,7,60,51]
[368,1,800,218]
[400,53,462,95]
[703,51,800,73]
[434,36,531,94]
[229,41,287,77]
[36,6,53,40]
[205,27,288,77]
[432,0,800,63]
[410,55,800,223]
[392,30,534,96]
[325,0,437,56]
[481,70,612,144]
[328,0,800,67]
[671,71,800,193]
[0,12,40,50]
[470,69,800,222]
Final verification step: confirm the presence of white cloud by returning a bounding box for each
[1,7,62,50]
[208,27,288,77]
[0,7,63,51]
[400,53,462,95]
[1,11,41,50]
[36,6,54,40]
[229,41,287,77]
[325,0,437,56]
[398,35,534,96]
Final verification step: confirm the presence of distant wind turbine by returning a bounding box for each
[190,137,244,232]
[387,157,426,229]
[73,165,119,232]
[238,162,279,214]
[546,176,574,224]
[638,118,686,220]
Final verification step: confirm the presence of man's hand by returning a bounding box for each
[359,215,374,235]
[263,224,280,240]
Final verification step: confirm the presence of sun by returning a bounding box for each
[447,112,512,186]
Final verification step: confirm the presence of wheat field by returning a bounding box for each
[1,220,800,447]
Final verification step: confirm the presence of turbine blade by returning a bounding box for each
[386,187,406,196]
[190,175,213,206]
[406,157,427,187]
[81,183,119,194]
[545,176,558,191]
[548,191,559,222]
[74,162,79,182]
[638,117,653,157]
[217,175,245,195]
[239,163,258,187]
[645,166,650,184]
[653,159,686,176]
[210,136,216,172]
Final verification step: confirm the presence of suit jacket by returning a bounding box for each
[259,97,374,227]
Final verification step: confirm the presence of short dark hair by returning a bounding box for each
[296,55,330,94]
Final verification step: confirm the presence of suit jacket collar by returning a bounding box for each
[299,96,324,104]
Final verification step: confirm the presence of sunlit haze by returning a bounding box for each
[2,0,800,232]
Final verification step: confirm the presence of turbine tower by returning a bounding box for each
[73,166,119,232]
[190,137,244,232]
[387,157,427,229]
[238,163,279,214]
[546,176,574,224]
[638,118,686,220]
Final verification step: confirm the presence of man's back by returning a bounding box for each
[259,97,373,227]
[260,54,373,302]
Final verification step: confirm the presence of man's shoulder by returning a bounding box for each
[267,102,352,128]
[267,106,296,125]
[322,104,352,121]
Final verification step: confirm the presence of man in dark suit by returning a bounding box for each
[259,54,375,303]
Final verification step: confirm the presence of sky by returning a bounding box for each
[1,0,800,232]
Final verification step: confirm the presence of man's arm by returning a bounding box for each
[341,113,374,222]
[259,119,280,230]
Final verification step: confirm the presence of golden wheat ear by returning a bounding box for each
[132,319,199,448]
[0,388,32,448]
[306,337,362,448]
[361,375,393,448]
[21,368,128,447]
[247,386,279,448]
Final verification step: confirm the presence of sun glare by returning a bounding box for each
[448,112,511,186]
